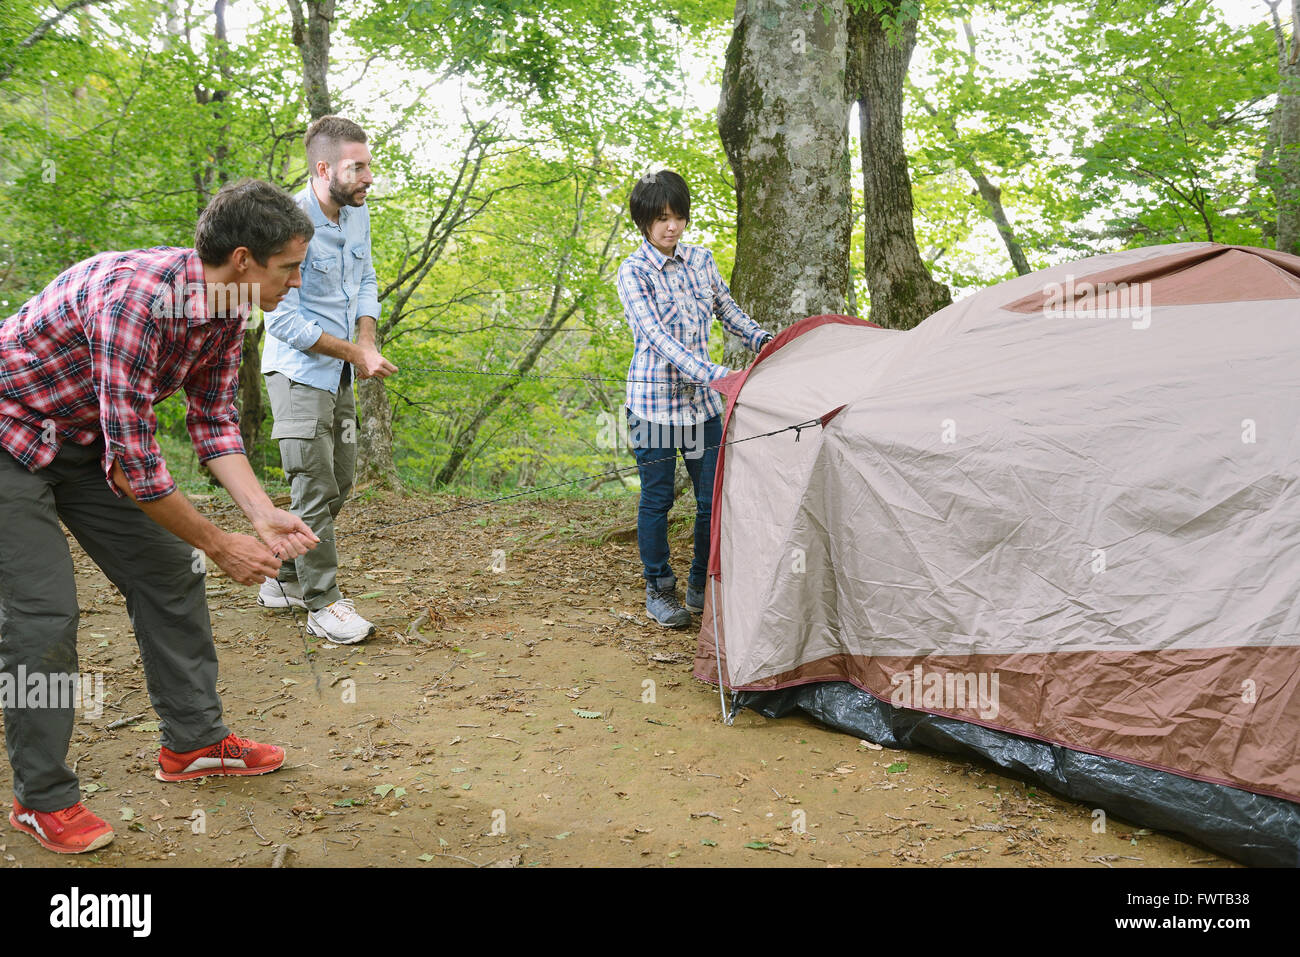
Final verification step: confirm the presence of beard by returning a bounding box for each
[327,172,366,208]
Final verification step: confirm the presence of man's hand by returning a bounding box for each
[353,343,397,380]
[252,508,320,560]
[208,532,283,586]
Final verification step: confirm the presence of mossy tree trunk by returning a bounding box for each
[847,1,951,329]
[718,0,853,369]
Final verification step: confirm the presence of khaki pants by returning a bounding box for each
[266,368,357,611]
[0,440,228,811]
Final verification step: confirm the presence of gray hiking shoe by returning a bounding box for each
[646,576,691,629]
[685,581,705,614]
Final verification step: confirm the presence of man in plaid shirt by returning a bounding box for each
[0,179,320,854]
[617,170,771,628]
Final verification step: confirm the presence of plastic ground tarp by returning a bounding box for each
[736,683,1300,867]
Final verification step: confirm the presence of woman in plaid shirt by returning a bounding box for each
[616,171,771,628]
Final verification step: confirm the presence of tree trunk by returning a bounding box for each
[969,167,1030,276]
[355,333,399,489]
[237,322,266,457]
[1271,1,1300,254]
[718,0,852,368]
[848,2,951,329]
[288,0,336,121]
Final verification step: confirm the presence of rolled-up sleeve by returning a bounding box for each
[356,223,381,321]
[705,250,768,351]
[264,284,323,352]
[88,283,177,502]
[618,265,728,384]
[184,318,247,464]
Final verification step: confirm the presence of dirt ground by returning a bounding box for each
[0,491,1233,868]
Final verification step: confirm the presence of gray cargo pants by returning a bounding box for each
[0,440,229,811]
[266,366,356,611]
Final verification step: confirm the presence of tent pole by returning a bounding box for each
[711,574,735,726]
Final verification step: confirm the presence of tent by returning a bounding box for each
[694,242,1300,866]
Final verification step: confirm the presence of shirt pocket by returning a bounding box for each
[309,257,339,285]
[346,243,367,290]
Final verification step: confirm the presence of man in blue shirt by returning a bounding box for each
[258,116,397,643]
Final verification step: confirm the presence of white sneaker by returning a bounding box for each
[306,598,375,644]
[257,577,306,609]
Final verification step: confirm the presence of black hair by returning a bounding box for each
[194,178,314,266]
[629,169,691,239]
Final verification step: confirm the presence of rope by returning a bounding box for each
[318,415,826,545]
[389,363,662,386]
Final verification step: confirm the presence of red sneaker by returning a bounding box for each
[9,800,114,854]
[155,732,285,782]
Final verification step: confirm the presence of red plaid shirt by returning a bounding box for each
[0,246,247,502]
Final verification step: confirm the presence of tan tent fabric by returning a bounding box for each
[696,242,1300,803]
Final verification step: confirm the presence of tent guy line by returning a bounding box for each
[385,363,697,387]
[312,414,826,545]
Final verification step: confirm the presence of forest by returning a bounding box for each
[1,0,1285,497]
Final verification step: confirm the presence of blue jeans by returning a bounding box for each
[627,410,721,590]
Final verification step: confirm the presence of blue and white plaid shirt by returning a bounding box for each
[617,239,768,425]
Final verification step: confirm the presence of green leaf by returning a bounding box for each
[553,831,571,840]
[119,807,135,821]
[374,784,394,798]
[417,853,434,862]
[743,841,770,850]
[572,708,602,719]
[393,787,407,799]
[700,839,717,847]
[355,590,385,600]
[333,798,356,807]
[886,762,909,773]
[133,720,160,732]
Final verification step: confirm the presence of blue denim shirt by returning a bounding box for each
[262,184,382,391]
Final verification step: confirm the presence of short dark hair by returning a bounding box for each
[629,169,690,239]
[305,115,368,176]
[194,179,313,266]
